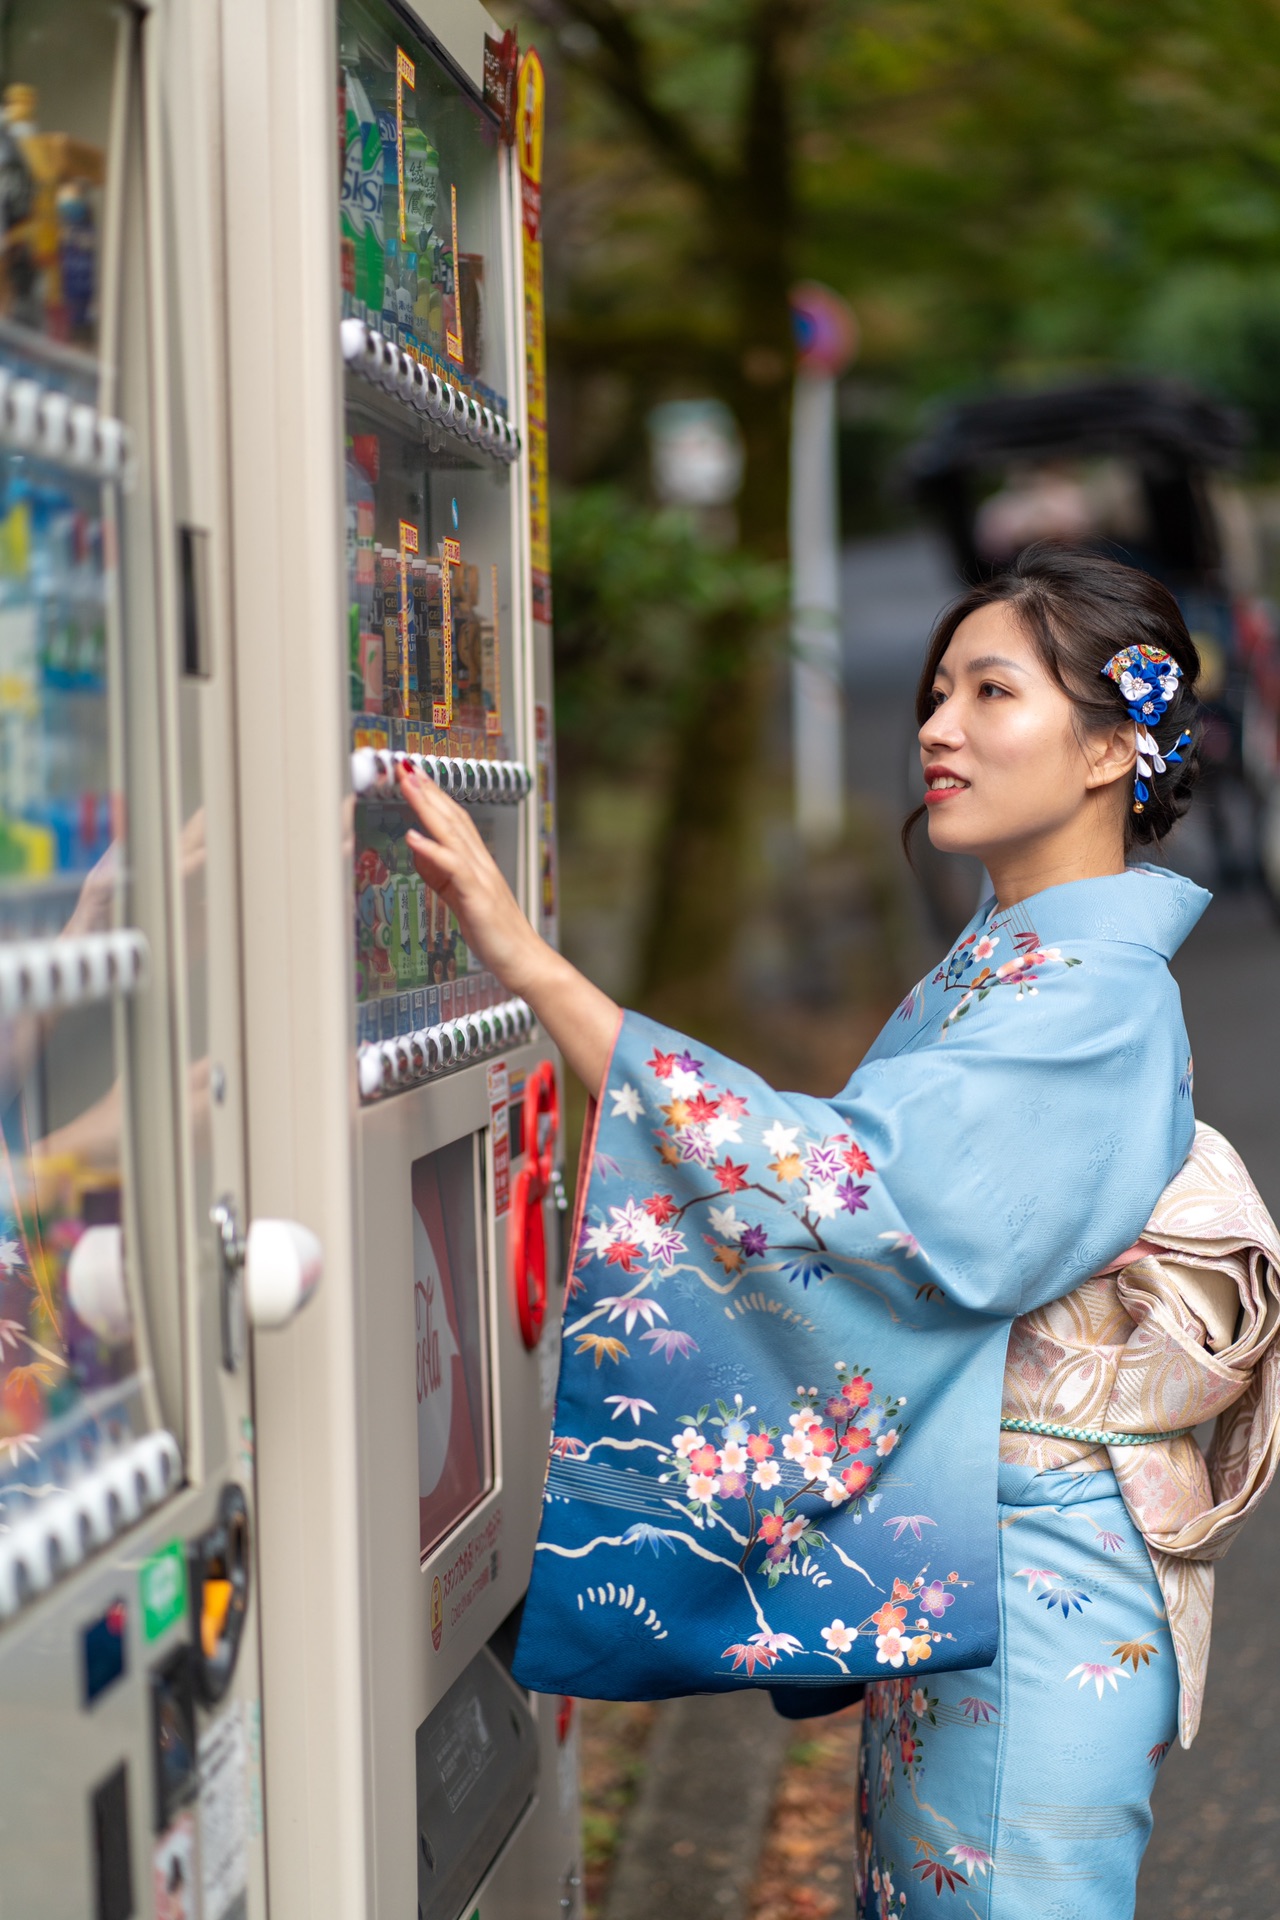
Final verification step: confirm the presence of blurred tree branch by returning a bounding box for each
[522,0,731,198]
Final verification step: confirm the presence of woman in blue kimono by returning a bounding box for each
[396,544,1216,1916]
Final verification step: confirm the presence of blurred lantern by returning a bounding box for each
[789,284,858,846]
[648,398,745,508]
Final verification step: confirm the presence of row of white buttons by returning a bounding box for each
[340,319,520,464]
[358,997,535,1100]
[0,369,130,480]
[0,1430,181,1619]
[0,929,149,1018]
[351,748,533,805]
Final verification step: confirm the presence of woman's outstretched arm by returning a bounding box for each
[398,762,620,1094]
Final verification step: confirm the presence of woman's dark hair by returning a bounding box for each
[905,542,1202,857]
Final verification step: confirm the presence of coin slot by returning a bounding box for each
[187,1483,250,1705]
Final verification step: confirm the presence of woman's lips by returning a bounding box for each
[923,768,969,805]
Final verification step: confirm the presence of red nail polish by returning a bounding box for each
[400,757,414,773]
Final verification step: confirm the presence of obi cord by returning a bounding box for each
[1100,644,1192,814]
[998,1415,1194,1447]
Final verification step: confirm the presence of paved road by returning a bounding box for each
[842,532,1280,1916]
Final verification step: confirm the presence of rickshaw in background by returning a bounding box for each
[903,377,1280,929]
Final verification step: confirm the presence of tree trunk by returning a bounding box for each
[635,3,798,1029]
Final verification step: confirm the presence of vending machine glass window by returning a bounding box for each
[340,0,526,1090]
[0,5,161,1547]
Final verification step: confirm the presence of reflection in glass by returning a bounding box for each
[0,1,151,1526]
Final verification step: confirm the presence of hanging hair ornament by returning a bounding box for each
[1101,644,1192,814]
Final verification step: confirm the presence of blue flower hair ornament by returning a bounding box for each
[1101,644,1192,813]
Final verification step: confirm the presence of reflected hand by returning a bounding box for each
[62,841,120,940]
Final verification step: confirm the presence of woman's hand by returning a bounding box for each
[397,762,620,1094]
[399,761,539,990]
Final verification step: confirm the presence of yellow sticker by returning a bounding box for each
[396,49,415,246]
[446,183,464,365]
[484,562,502,736]
[399,520,419,722]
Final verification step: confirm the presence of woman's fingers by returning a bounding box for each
[397,763,456,834]
[405,829,459,889]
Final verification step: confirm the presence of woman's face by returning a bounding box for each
[918,601,1129,869]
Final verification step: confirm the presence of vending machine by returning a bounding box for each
[221,0,579,1916]
[0,1,321,1916]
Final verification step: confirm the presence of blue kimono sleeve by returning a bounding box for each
[512,945,1192,1701]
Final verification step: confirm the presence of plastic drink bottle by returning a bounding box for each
[0,99,34,327]
[403,123,439,246]
[376,110,401,342]
[345,437,377,711]
[340,69,383,322]
[56,180,95,341]
[403,121,438,348]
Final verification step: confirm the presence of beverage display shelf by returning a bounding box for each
[0,363,129,482]
[0,929,148,1017]
[0,314,100,386]
[345,381,498,474]
[0,1428,181,1620]
[340,317,520,466]
[358,995,536,1102]
[352,747,532,805]
[0,869,94,905]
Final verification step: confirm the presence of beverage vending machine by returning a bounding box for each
[222,0,579,1916]
[0,0,323,1916]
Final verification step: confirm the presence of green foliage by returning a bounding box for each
[1130,265,1280,454]
[518,0,1280,424]
[551,485,786,791]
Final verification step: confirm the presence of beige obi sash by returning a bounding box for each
[1001,1121,1280,1747]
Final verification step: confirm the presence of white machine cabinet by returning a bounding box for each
[222,0,578,1917]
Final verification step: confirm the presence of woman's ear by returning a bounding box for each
[1084,720,1136,793]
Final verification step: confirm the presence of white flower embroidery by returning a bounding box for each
[762,1121,800,1159]
[708,1204,744,1242]
[609,1083,644,1123]
[604,1395,657,1425]
[806,1180,841,1221]
[1065,1662,1130,1699]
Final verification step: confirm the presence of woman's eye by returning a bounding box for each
[929,688,946,709]
[978,681,1009,699]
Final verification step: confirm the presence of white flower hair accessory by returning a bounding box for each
[1101,644,1192,814]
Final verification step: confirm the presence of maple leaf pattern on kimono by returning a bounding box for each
[515,869,1208,1702]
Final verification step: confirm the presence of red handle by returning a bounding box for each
[510,1061,559,1350]
[523,1059,559,1185]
